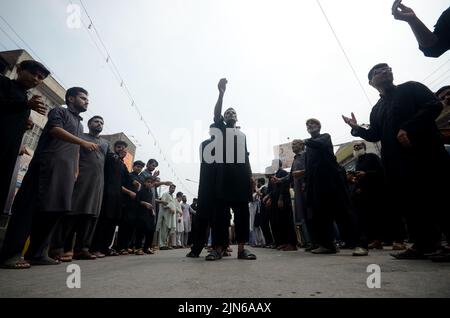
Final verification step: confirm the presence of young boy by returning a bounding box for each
[134,176,157,255]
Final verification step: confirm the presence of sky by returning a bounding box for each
[0,0,449,198]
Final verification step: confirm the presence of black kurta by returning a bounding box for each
[351,82,450,251]
[420,6,450,57]
[100,153,129,220]
[13,106,83,213]
[351,82,449,186]
[212,116,252,203]
[196,138,217,219]
[0,75,30,213]
[304,133,348,214]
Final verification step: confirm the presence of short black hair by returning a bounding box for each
[144,176,157,182]
[147,159,158,167]
[257,177,266,185]
[65,87,88,105]
[87,115,104,126]
[306,118,321,127]
[176,191,183,198]
[133,160,145,168]
[436,85,450,96]
[114,140,128,148]
[18,60,50,78]
[368,63,389,81]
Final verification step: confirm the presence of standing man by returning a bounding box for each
[0,87,99,269]
[392,1,450,58]
[304,119,367,256]
[157,184,177,250]
[343,63,450,259]
[268,160,298,251]
[1,60,49,213]
[51,116,109,260]
[90,140,134,257]
[205,78,255,261]
[273,139,312,250]
[181,195,194,248]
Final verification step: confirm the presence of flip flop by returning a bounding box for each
[237,249,257,260]
[29,256,61,265]
[0,256,31,269]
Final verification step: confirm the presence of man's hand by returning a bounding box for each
[392,1,416,22]
[270,176,281,184]
[342,112,359,129]
[81,141,99,152]
[397,129,412,147]
[265,198,272,208]
[355,171,366,179]
[27,95,46,115]
[163,181,173,186]
[143,202,153,210]
[153,170,160,177]
[218,78,227,94]
[292,170,305,178]
[277,199,284,210]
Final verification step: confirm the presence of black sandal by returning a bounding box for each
[238,249,257,260]
[205,250,222,261]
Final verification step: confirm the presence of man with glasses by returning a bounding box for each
[342,63,450,260]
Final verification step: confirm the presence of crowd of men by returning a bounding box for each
[0,1,450,269]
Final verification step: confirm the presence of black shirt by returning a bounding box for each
[420,7,450,57]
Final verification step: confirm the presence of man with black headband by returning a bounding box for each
[0,60,50,214]
[343,63,450,260]
[0,87,99,269]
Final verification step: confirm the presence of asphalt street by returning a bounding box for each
[0,245,449,298]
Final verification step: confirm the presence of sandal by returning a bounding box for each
[119,249,129,256]
[237,249,257,260]
[0,256,31,269]
[29,256,61,265]
[73,251,97,260]
[135,249,145,255]
[205,250,222,261]
[145,249,155,255]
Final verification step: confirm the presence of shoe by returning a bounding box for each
[281,244,298,251]
[186,251,199,258]
[92,251,105,258]
[368,240,383,250]
[391,248,427,260]
[392,242,407,250]
[352,247,369,256]
[311,246,338,254]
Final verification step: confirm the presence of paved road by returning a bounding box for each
[0,246,449,298]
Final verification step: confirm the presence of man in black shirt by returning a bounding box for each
[343,63,450,259]
[0,60,49,214]
[204,78,255,261]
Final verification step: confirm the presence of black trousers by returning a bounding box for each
[272,203,297,246]
[189,215,210,256]
[259,204,274,245]
[117,207,137,251]
[0,202,63,262]
[90,216,118,254]
[51,214,97,253]
[211,200,249,249]
[134,213,155,250]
